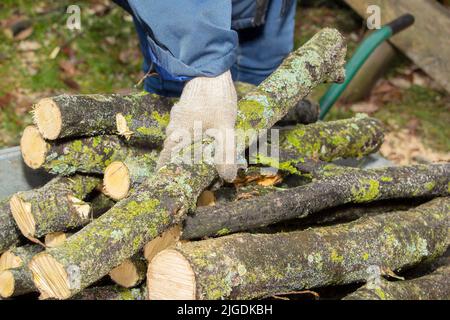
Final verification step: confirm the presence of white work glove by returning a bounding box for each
[156,71,238,182]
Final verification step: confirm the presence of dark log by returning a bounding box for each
[182,164,450,239]
[343,263,450,300]
[0,198,21,254]
[147,198,449,299]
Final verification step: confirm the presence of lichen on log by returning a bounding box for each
[10,175,101,241]
[148,198,449,300]
[343,262,450,300]
[103,151,159,200]
[28,28,347,299]
[258,115,385,174]
[182,163,450,239]
[0,198,21,254]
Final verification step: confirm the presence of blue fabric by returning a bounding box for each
[114,0,296,97]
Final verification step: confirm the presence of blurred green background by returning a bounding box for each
[0,0,448,164]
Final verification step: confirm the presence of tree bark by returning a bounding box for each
[10,175,101,241]
[182,164,450,239]
[72,285,146,300]
[148,198,449,300]
[0,198,21,254]
[0,245,43,298]
[28,28,347,299]
[21,125,151,175]
[343,263,450,300]
[33,92,174,140]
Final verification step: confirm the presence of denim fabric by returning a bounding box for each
[114,0,296,97]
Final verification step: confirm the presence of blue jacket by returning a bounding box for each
[114,0,296,96]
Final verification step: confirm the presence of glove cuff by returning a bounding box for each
[180,71,236,104]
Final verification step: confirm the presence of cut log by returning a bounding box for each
[109,255,147,288]
[0,198,21,254]
[10,175,101,241]
[44,232,70,248]
[268,114,385,173]
[72,285,146,300]
[28,28,347,299]
[33,92,173,140]
[181,163,450,239]
[143,225,182,263]
[343,263,450,300]
[275,99,320,126]
[20,126,145,175]
[0,245,43,298]
[148,198,449,300]
[103,151,159,200]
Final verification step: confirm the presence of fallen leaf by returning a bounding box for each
[350,101,379,114]
[14,26,33,40]
[17,40,41,51]
[58,60,77,76]
[62,77,80,90]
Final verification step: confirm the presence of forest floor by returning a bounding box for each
[0,0,449,165]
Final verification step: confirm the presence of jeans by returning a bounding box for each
[114,0,297,96]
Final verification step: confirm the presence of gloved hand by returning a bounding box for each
[156,70,238,182]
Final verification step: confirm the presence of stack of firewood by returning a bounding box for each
[0,28,448,300]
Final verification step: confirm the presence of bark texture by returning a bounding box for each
[0,198,21,253]
[0,245,43,297]
[11,175,101,239]
[29,28,347,299]
[35,92,173,140]
[160,198,449,300]
[343,263,450,300]
[182,164,450,239]
[72,285,146,300]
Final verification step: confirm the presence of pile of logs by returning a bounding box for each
[0,28,448,301]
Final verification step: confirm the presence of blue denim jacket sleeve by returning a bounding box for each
[125,0,239,81]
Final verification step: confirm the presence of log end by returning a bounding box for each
[116,113,133,140]
[0,270,14,298]
[44,232,68,248]
[103,161,131,201]
[0,250,22,271]
[10,194,36,241]
[143,225,182,263]
[147,249,196,300]
[29,252,71,300]
[109,259,141,288]
[33,98,62,140]
[20,126,48,169]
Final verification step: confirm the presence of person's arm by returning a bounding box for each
[126,0,238,80]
